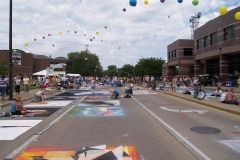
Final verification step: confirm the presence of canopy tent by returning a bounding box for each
[66,73,81,77]
[33,69,49,76]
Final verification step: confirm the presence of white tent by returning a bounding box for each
[33,70,48,76]
[66,73,81,77]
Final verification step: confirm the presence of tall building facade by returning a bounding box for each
[163,6,240,83]
[162,39,194,79]
[194,6,240,81]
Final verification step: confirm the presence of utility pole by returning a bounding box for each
[9,0,13,100]
[189,12,201,39]
[86,44,89,53]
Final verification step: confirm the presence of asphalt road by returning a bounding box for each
[1,87,240,159]
[133,92,240,160]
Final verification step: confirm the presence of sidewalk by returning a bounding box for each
[163,90,240,116]
[0,88,58,111]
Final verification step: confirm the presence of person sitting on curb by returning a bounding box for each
[32,89,45,102]
[9,96,28,115]
[182,84,191,95]
[221,88,240,105]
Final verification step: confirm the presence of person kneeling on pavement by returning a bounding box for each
[112,89,120,99]
[32,89,45,102]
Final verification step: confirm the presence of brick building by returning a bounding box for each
[162,39,194,79]
[0,50,68,76]
[0,49,33,76]
[163,6,240,83]
[194,6,240,82]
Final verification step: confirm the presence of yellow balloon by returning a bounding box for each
[96,32,99,35]
[24,43,29,47]
[219,6,228,15]
[235,12,240,21]
[144,0,149,5]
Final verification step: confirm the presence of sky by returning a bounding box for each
[0,0,240,69]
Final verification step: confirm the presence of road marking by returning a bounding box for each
[133,97,211,160]
[5,96,86,159]
[159,106,208,114]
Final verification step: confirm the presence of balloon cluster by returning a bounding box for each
[129,0,199,7]
[23,25,108,48]
[219,6,240,21]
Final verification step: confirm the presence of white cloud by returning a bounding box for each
[0,0,239,68]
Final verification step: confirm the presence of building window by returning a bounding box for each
[203,36,208,47]
[184,48,193,56]
[171,51,173,58]
[210,32,217,45]
[197,38,202,50]
[168,52,170,59]
[174,50,176,58]
[224,25,235,40]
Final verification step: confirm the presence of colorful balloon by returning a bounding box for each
[96,32,99,35]
[90,39,93,41]
[34,38,37,41]
[144,0,149,5]
[104,26,108,29]
[48,34,51,36]
[24,43,29,47]
[129,0,137,7]
[67,30,70,33]
[123,8,127,12]
[235,12,240,21]
[160,0,165,2]
[52,44,55,47]
[74,31,77,34]
[84,34,86,36]
[192,0,199,6]
[178,0,183,3]
[42,36,45,39]
[219,6,227,15]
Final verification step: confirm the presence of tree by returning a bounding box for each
[0,62,8,76]
[119,64,134,77]
[105,65,118,77]
[135,57,165,78]
[66,51,103,76]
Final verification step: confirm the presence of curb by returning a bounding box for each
[163,91,240,116]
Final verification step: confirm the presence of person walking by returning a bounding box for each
[23,75,30,93]
[0,75,8,100]
[90,79,96,95]
[14,76,21,94]
[237,76,240,91]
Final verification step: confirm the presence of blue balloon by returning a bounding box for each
[129,0,137,7]
[178,0,183,3]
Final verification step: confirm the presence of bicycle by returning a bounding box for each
[193,85,206,100]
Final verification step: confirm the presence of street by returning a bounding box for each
[1,87,240,160]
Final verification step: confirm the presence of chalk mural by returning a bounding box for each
[15,145,139,160]
[78,100,120,107]
[84,96,112,101]
[23,108,60,117]
[24,100,73,108]
[0,120,42,140]
[133,90,156,95]
[68,106,124,117]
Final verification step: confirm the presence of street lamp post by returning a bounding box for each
[9,0,13,100]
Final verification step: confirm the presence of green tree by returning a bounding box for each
[0,62,8,76]
[135,57,165,79]
[106,65,118,77]
[66,51,103,76]
[119,64,134,77]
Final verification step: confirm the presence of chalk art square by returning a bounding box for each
[220,139,240,154]
[0,120,42,140]
[68,106,124,117]
[24,100,73,108]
